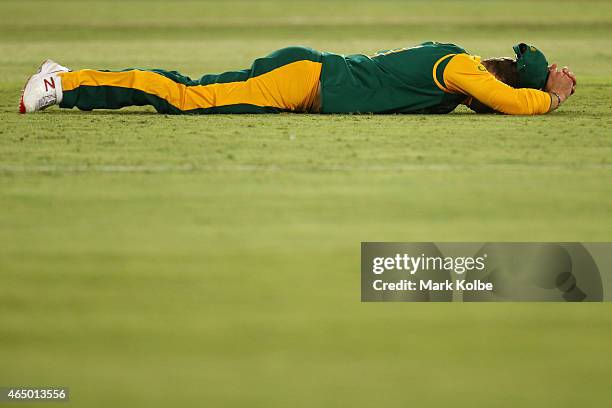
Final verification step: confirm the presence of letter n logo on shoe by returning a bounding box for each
[44,77,55,92]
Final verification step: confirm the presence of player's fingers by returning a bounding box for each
[564,70,577,86]
[556,74,573,92]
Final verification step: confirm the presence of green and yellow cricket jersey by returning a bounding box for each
[319,41,550,114]
[58,42,551,115]
[320,41,469,114]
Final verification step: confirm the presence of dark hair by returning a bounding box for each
[482,57,520,88]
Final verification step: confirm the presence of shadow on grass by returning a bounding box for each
[11,108,603,118]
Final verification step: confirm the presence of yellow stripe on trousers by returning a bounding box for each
[59,60,323,112]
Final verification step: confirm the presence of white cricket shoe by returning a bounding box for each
[19,59,70,114]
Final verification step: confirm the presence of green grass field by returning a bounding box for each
[1,1,612,407]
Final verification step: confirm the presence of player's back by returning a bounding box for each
[320,41,468,114]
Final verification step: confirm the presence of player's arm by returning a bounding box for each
[443,54,553,115]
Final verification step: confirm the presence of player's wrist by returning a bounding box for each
[548,92,561,111]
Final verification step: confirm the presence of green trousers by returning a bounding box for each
[59,46,324,114]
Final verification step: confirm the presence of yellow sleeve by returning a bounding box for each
[442,54,552,115]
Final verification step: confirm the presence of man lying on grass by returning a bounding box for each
[19,41,576,115]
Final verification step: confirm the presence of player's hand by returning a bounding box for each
[561,66,576,95]
[545,64,574,103]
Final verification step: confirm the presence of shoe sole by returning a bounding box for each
[18,74,32,114]
[19,77,32,114]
